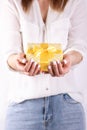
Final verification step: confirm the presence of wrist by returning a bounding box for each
[64,51,83,66]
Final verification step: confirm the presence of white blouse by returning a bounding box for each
[0,0,87,104]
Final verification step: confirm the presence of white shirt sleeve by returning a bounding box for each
[64,0,87,57]
[0,0,23,60]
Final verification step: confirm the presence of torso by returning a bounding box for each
[38,0,50,23]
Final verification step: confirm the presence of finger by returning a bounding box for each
[17,53,27,64]
[57,60,69,75]
[29,62,38,76]
[52,61,60,76]
[18,58,27,64]
[34,64,41,75]
[63,59,67,65]
[18,53,26,58]
[15,60,25,72]
[48,65,54,76]
[62,59,69,68]
[37,69,41,75]
[24,59,34,72]
[57,61,64,75]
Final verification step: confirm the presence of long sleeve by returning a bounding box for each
[64,0,87,58]
[0,0,23,62]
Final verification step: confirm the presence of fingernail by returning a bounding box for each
[30,58,34,63]
[38,65,41,68]
[53,61,56,65]
[21,58,27,63]
[34,62,37,66]
[63,59,67,64]
[48,65,51,69]
[57,60,60,64]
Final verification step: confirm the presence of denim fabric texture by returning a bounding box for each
[5,94,86,130]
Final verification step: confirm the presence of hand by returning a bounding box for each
[7,53,41,76]
[23,58,41,76]
[48,54,71,77]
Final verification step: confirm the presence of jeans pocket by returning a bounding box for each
[63,93,79,104]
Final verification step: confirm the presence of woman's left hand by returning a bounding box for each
[48,54,71,77]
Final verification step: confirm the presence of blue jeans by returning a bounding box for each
[5,94,86,130]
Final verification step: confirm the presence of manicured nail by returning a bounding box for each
[63,59,67,64]
[38,65,41,68]
[30,58,34,63]
[53,61,56,65]
[48,65,51,69]
[21,58,27,63]
[33,62,38,67]
[57,60,60,64]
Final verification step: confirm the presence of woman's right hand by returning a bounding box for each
[7,53,41,76]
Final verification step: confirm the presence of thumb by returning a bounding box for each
[17,53,27,64]
[62,55,71,68]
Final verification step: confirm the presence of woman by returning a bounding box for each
[0,0,87,130]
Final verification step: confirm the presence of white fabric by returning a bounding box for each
[0,0,87,104]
